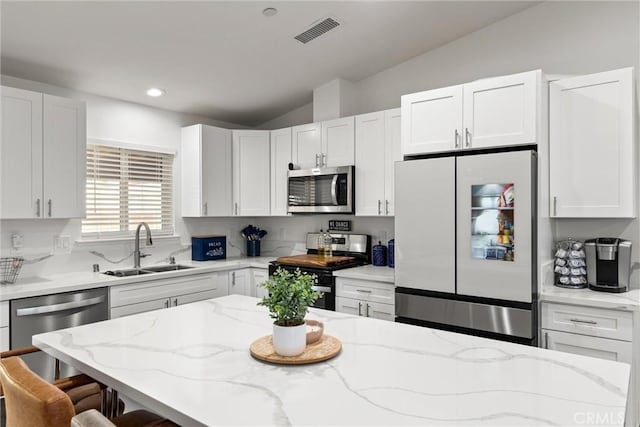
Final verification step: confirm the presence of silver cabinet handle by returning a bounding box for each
[203,202,208,216]
[16,296,105,316]
[164,299,169,309]
[544,332,549,349]
[232,271,236,285]
[378,200,382,215]
[173,298,178,307]
[234,203,238,215]
[570,318,597,325]
[366,303,370,317]
[454,129,460,148]
[322,153,327,167]
[357,301,362,316]
[465,128,471,148]
[315,153,320,167]
[553,196,557,216]
[48,199,52,217]
[356,289,372,293]
[385,200,389,215]
[36,199,41,217]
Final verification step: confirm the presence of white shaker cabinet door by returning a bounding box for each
[355,111,385,216]
[395,157,456,293]
[401,85,463,156]
[202,125,233,216]
[384,108,401,216]
[270,128,292,216]
[291,123,322,169]
[321,116,354,167]
[549,67,635,218]
[1,86,42,218]
[462,70,539,150]
[43,94,86,218]
[233,130,270,216]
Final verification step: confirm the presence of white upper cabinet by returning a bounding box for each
[401,70,540,156]
[401,85,463,155]
[232,130,270,216]
[292,117,355,169]
[549,68,635,218]
[43,94,86,218]
[355,108,400,216]
[462,70,539,150]
[321,116,355,167]
[270,127,292,216]
[1,86,85,219]
[291,123,322,169]
[181,124,232,217]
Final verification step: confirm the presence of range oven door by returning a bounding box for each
[268,263,335,311]
[287,166,354,214]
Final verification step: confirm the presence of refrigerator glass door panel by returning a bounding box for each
[395,157,455,293]
[456,151,534,302]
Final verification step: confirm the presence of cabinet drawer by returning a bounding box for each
[110,298,169,319]
[0,327,8,351]
[335,297,395,322]
[542,329,632,364]
[541,302,632,341]
[335,277,394,305]
[0,301,8,327]
[111,273,216,307]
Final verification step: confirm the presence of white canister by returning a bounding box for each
[272,323,306,356]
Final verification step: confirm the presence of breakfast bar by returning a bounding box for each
[33,295,630,426]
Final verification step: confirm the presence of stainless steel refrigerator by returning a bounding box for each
[395,149,537,345]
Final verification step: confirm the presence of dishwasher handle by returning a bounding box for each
[16,296,106,317]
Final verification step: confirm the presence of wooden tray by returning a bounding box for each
[275,254,355,268]
[250,334,341,365]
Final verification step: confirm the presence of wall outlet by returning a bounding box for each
[53,235,72,254]
[11,233,23,250]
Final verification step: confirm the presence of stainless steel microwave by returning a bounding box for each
[287,166,354,214]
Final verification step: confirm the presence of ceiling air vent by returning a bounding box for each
[294,17,340,44]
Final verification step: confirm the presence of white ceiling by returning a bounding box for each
[1,1,538,126]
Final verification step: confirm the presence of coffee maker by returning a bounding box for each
[585,238,632,293]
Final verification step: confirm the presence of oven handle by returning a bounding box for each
[312,286,332,293]
[330,174,339,206]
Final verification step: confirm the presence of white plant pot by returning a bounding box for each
[272,323,306,357]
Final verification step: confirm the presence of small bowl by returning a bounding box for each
[306,319,324,344]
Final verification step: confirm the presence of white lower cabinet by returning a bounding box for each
[252,268,269,299]
[542,329,632,363]
[229,269,251,296]
[335,277,395,321]
[0,301,8,351]
[110,273,228,318]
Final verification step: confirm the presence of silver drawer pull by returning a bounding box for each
[356,289,372,293]
[569,318,597,325]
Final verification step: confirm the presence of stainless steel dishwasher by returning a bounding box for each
[10,287,108,381]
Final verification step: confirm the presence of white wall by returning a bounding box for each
[258,102,313,130]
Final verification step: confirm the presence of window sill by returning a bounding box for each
[75,235,182,247]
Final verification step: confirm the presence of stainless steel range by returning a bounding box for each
[268,233,371,311]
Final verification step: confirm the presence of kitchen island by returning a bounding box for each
[34,295,630,426]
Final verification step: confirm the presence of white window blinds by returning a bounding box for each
[82,144,174,239]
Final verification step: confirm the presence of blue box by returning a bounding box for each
[191,235,226,261]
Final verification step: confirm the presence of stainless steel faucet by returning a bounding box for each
[134,222,153,268]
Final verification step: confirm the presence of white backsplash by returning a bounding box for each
[0,215,393,279]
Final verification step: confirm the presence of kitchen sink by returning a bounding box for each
[103,264,194,277]
[142,264,195,273]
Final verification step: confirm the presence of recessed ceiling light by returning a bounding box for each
[262,7,277,17]
[146,88,165,97]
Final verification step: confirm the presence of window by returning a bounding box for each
[82,144,174,239]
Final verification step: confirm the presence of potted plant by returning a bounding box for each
[258,267,321,356]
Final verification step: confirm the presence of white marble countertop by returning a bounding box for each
[34,295,630,426]
[333,264,395,283]
[0,256,275,301]
[540,281,640,311]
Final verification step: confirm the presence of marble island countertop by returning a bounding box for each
[34,295,630,426]
[0,256,276,301]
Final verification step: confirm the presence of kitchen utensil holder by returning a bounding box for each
[0,257,24,284]
[554,239,587,289]
[247,240,261,257]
